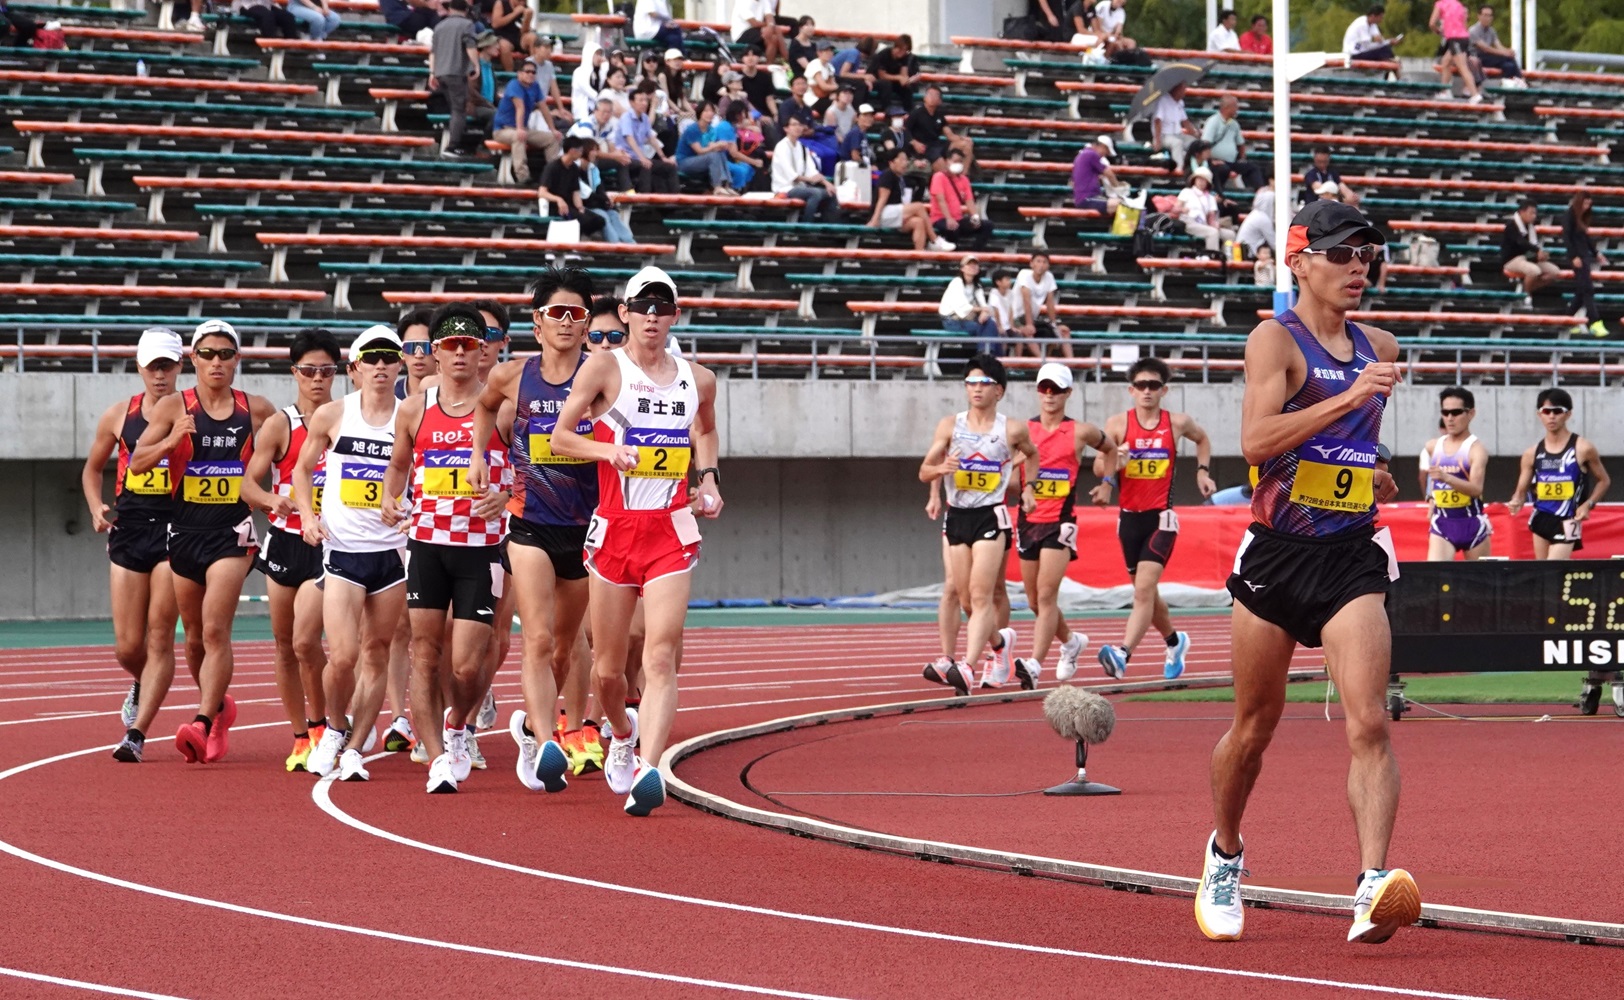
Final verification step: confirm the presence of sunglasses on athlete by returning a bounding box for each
[434,335,483,353]
[292,363,339,378]
[1131,379,1165,392]
[964,375,999,386]
[538,303,590,323]
[1036,382,1069,395]
[1440,407,1469,417]
[1299,244,1381,265]
[1540,406,1570,415]
[401,341,434,356]
[142,359,180,373]
[352,350,401,367]
[483,326,508,342]
[193,347,238,361]
[627,297,679,317]
[587,328,627,345]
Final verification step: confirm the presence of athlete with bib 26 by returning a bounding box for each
[1197,200,1421,945]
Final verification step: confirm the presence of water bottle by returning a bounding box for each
[136,59,148,78]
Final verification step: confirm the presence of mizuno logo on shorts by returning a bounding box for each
[1244,580,1265,592]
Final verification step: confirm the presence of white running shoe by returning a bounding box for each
[307,725,346,778]
[477,687,497,731]
[1056,632,1086,681]
[359,723,378,754]
[1014,657,1041,690]
[338,748,370,782]
[427,753,459,793]
[928,236,956,252]
[410,739,430,765]
[603,707,640,796]
[1194,831,1248,941]
[922,656,953,686]
[121,683,138,728]
[467,730,487,770]
[980,627,1016,688]
[1347,869,1422,944]
[184,13,204,31]
[509,709,544,791]
[445,727,472,782]
[625,757,666,816]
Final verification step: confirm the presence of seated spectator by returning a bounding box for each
[788,16,819,78]
[867,147,943,251]
[807,40,841,113]
[839,102,877,164]
[988,269,1017,345]
[928,149,990,252]
[1201,96,1265,190]
[579,142,636,243]
[1235,176,1276,256]
[487,0,532,71]
[378,0,438,40]
[1302,144,1352,203]
[568,97,633,190]
[1239,14,1271,54]
[731,0,787,65]
[716,100,763,191]
[776,75,818,132]
[658,48,694,121]
[1207,10,1240,52]
[831,37,876,106]
[527,36,572,130]
[1342,5,1398,62]
[538,137,605,236]
[1071,134,1121,214]
[676,102,741,196]
[1091,0,1145,62]
[233,0,299,38]
[1,0,38,45]
[633,0,684,53]
[771,116,841,222]
[870,34,921,113]
[599,66,633,116]
[825,87,859,139]
[1062,0,1095,40]
[1151,82,1197,168]
[287,0,341,42]
[571,45,609,122]
[1431,0,1484,103]
[1173,166,1234,253]
[737,47,779,121]
[1501,199,1559,293]
[492,59,559,184]
[612,86,679,193]
[939,255,1001,354]
[1469,5,1526,88]
[907,86,974,170]
[1014,252,1072,359]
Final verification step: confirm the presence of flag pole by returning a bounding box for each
[1270,0,1292,316]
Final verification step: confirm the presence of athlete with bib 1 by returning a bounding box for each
[242,329,342,772]
[130,320,278,764]
[1198,200,1420,946]
[1421,386,1491,561]
[1016,362,1114,682]
[918,354,1040,696]
[83,328,184,763]
[1096,356,1214,680]
[550,265,724,817]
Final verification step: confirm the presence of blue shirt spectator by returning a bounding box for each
[674,120,704,164]
[612,106,656,159]
[494,75,543,130]
[830,46,862,78]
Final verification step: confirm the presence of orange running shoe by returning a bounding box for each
[175,720,207,763]
[559,729,588,776]
[205,694,237,763]
[579,721,605,773]
[285,737,313,772]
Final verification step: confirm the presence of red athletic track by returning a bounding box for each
[0,617,1618,1000]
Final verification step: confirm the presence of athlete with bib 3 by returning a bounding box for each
[550,265,724,817]
[1421,386,1491,561]
[1197,200,1420,946]
[130,320,278,764]
[1096,356,1214,681]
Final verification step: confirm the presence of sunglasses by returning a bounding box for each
[964,375,999,386]
[587,328,627,345]
[1036,382,1069,395]
[1539,406,1570,415]
[483,326,508,342]
[434,335,482,352]
[402,341,434,356]
[292,363,339,378]
[1440,407,1468,417]
[626,297,679,317]
[539,303,590,324]
[353,351,400,367]
[1131,380,1165,392]
[193,347,238,361]
[143,359,180,373]
[1300,244,1381,265]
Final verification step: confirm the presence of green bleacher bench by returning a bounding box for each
[940,92,1067,111]
[311,62,432,103]
[787,272,1151,293]
[9,48,261,71]
[0,197,137,215]
[1101,103,1550,137]
[0,94,377,123]
[0,254,262,273]
[0,146,15,159]
[0,313,366,332]
[193,203,547,228]
[322,262,733,283]
[73,148,492,196]
[10,3,146,19]
[661,216,1024,264]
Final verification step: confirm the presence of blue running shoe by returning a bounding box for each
[1098,644,1127,680]
[536,738,570,793]
[625,759,666,816]
[1164,631,1190,680]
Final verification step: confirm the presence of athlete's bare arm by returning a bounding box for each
[1507,445,1537,514]
[468,359,522,491]
[690,363,724,518]
[1096,412,1126,479]
[247,393,278,437]
[81,402,124,533]
[1238,320,1398,466]
[128,393,190,475]
[242,411,291,517]
[294,399,343,544]
[1008,417,1040,513]
[1079,420,1116,505]
[926,477,943,519]
[1173,414,1217,497]
[919,415,959,483]
[1576,438,1611,521]
[551,351,628,466]
[381,395,426,527]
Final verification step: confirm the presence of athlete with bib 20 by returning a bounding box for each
[550,265,724,817]
[1197,201,1422,945]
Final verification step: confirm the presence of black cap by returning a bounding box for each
[1286,199,1385,257]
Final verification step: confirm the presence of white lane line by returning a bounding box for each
[312,772,1508,1000]
[0,966,194,1000]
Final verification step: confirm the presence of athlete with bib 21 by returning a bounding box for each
[1196,200,1422,946]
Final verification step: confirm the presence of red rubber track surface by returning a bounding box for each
[0,618,1618,1000]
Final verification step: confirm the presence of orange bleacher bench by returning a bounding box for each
[0,282,324,302]
[1053,80,1503,115]
[63,26,205,44]
[256,232,675,282]
[0,69,318,96]
[14,121,431,168]
[0,225,199,242]
[133,174,536,222]
[256,38,426,81]
[0,172,76,186]
[1533,105,1624,120]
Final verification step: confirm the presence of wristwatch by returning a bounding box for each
[696,467,721,486]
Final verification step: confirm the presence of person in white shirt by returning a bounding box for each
[771,116,840,222]
[571,45,608,122]
[731,0,787,64]
[1207,10,1240,52]
[633,0,683,50]
[988,269,1017,343]
[1235,176,1275,255]
[1173,166,1234,253]
[1342,4,1398,62]
[805,39,839,112]
[1014,252,1072,359]
[1092,0,1136,51]
[938,255,1000,354]
[1151,83,1197,167]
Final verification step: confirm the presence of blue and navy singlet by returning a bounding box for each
[507,353,598,526]
[1251,310,1387,537]
[1530,433,1586,518]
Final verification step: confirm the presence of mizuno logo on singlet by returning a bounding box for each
[1310,444,1378,464]
[626,430,688,446]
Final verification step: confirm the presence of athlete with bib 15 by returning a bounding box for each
[1196,200,1422,947]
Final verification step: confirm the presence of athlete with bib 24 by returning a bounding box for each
[1197,201,1421,945]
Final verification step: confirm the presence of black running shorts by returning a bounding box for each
[507,517,589,581]
[257,529,325,589]
[405,539,502,623]
[1118,509,1178,574]
[1226,522,1396,649]
[1528,510,1584,549]
[167,520,257,586]
[325,548,407,596]
[943,504,1012,548]
[107,517,169,574]
[1017,519,1077,562]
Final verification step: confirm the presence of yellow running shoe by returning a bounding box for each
[560,729,591,776]
[580,721,605,773]
[285,737,312,773]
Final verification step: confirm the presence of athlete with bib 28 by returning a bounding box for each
[1197,200,1421,945]
[550,265,724,817]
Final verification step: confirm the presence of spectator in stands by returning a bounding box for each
[577,147,635,243]
[1469,6,1526,88]
[840,102,877,164]
[233,0,299,38]
[738,47,779,121]
[1501,199,1559,294]
[1236,176,1275,257]
[907,86,974,171]
[571,45,608,121]
[871,34,921,113]
[773,117,841,222]
[1091,0,1142,60]
[732,0,787,65]
[429,0,480,158]
[1172,166,1233,254]
[493,59,560,185]
[1430,0,1485,103]
[539,137,606,237]
[569,97,632,188]
[1,0,37,44]
[600,66,633,116]
[633,0,684,53]
[868,147,943,251]
[1071,134,1121,215]
[1342,5,1398,62]
[1302,144,1353,203]
[929,149,991,252]
[788,16,820,78]
[989,269,1017,344]
[1151,82,1197,169]
[526,36,571,130]
[485,0,532,70]
[379,0,439,41]
[1239,14,1271,54]
[1201,95,1265,190]
[825,86,858,139]
[807,40,841,113]
[831,37,876,106]
[658,48,693,121]
[1031,0,1069,43]
[940,255,1002,354]
[717,99,763,191]
[287,0,341,42]
[676,102,742,196]
[1015,252,1072,359]
[777,75,817,131]
[613,85,679,193]
[1208,10,1241,52]
[1563,190,1609,337]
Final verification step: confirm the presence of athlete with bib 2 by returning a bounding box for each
[1421,386,1491,561]
[918,354,1040,696]
[1197,200,1420,946]
[550,265,724,817]
[82,327,184,763]
[130,320,278,764]
[1096,356,1213,680]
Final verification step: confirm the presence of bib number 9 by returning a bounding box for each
[1289,461,1373,512]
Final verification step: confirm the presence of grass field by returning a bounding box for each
[1126,672,1595,704]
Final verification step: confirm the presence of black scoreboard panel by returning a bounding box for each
[1390,561,1624,673]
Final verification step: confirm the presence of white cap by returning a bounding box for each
[664,47,684,61]
[624,264,678,301]
[1035,362,1073,391]
[857,103,876,114]
[1190,165,1214,183]
[1314,179,1340,195]
[1095,134,1116,156]
[136,327,184,367]
[191,319,239,348]
[350,324,403,358]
